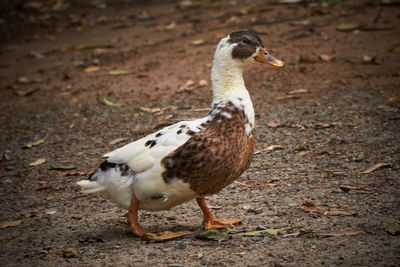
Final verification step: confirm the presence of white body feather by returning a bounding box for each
[77,35,256,212]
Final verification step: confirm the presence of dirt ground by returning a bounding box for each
[0,0,399,266]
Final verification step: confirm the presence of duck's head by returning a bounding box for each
[214,31,284,68]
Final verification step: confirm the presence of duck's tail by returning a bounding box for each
[76,180,106,194]
[76,161,135,209]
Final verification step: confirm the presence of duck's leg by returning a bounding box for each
[196,197,243,230]
[127,195,148,238]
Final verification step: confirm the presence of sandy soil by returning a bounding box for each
[0,0,399,266]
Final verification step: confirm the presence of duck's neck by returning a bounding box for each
[210,58,255,126]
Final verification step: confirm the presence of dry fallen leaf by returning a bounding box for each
[108,70,131,76]
[234,181,251,187]
[362,55,376,64]
[164,21,176,31]
[62,248,79,258]
[254,145,284,155]
[313,230,363,237]
[288,89,308,95]
[388,44,400,53]
[319,54,334,62]
[198,79,208,87]
[29,158,47,166]
[190,39,206,46]
[23,135,48,149]
[336,23,360,32]
[267,121,282,128]
[178,80,196,92]
[0,219,23,228]
[17,76,30,84]
[143,230,193,241]
[385,223,400,235]
[109,137,127,145]
[315,122,333,129]
[104,97,124,107]
[339,185,373,194]
[84,66,100,73]
[15,87,40,97]
[300,201,357,216]
[274,95,301,101]
[361,162,392,174]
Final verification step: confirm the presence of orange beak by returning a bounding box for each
[254,47,284,68]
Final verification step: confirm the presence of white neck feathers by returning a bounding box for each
[210,37,255,126]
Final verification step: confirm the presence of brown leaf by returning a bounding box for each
[23,135,47,149]
[319,54,334,62]
[62,248,79,258]
[362,55,376,64]
[339,185,373,194]
[143,231,193,241]
[315,122,333,129]
[274,95,301,101]
[361,162,392,174]
[190,39,205,46]
[164,21,176,31]
[15,87,40,97]
[178,80,196,92]
[109,137,127,145]
[336,23,360,32]
[288,89,309,95]
[17,76,31,84]
[267,121,282,128]
[388,44,400,53]
[0,220,23,228]
[84,66,100,73]
[300,202,357,216]
[254,145,284,155]
[29,158,46,166]
[233,181,251,187]
[139,107,162,113]
[313,230,363,237]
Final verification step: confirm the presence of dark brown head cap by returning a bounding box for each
[227,31,265,60]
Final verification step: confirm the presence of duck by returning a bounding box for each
[77,30,284,239]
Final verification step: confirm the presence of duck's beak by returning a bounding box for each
[254,47,284,68]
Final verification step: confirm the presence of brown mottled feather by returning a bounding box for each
[161,102,255,196]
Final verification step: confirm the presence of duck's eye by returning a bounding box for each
[241,39,249,45]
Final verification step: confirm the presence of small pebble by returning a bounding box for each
[332,172,345,177]
[174,241,186,250]
[360,222,373,228]
[148,251,156,257]
[5,166,15,171]
[200,257,209,266]
[246,209,263,214]
[38,250,48,255]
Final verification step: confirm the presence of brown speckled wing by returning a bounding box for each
[161,103,255,196]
